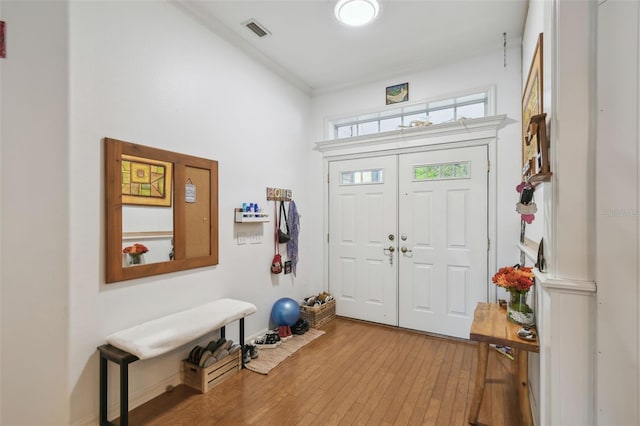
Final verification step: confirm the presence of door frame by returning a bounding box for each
[316,114,506,305]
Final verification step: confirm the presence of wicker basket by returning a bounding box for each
[300,299,336,328]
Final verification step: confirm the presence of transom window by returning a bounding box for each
[330,89,492,140]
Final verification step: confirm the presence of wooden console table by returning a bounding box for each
[468,302,539,425]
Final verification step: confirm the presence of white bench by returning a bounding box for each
[97,298,257,426]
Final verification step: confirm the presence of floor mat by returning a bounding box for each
[244,328,325,375]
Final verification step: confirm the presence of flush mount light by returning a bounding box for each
[335,0,380,27]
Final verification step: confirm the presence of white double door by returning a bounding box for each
[328,146,488,338]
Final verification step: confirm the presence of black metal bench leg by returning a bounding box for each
[240,317,245,368]
[97,344,138,426]
[120,361,129,426]
[220,325,225,339]
[100,354,108,426]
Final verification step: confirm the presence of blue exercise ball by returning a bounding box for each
[271,297,300,326]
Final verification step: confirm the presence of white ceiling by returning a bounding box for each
[178,0,528,95]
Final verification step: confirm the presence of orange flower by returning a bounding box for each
[123,243,149,255]
[492,265,534,292]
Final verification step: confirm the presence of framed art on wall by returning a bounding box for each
[122,154,173,206]
[522,33,551,182]
[386,82,408,105]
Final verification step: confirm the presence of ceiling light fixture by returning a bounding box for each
[334,0,380,27]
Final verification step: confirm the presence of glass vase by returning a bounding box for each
[128,253,144,266]
[507,289,535,326]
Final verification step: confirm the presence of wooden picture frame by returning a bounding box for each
[386,82,409,105]
[522,33,551,182]
[121,154,173,206]
[105,138,219,283]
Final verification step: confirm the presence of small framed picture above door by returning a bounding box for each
[386,82,408,105]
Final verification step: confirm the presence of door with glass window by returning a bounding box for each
[397,146,488,338]
[328,156,398,326]
[328,146,488,338]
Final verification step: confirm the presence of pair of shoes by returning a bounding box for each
[206,337,226,353]
[291,318,309,335]
[244,344,258,359]
[229,343,242,355]
[278,325,293,340]
[212,340,233,360]
[243,346,252,364]
[254,333,280,348]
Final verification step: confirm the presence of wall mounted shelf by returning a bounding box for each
[234,208,269,223]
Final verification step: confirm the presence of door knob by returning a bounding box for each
[400,246,412,253]
[383,246,395,254]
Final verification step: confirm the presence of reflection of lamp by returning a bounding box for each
[334,0,380,26]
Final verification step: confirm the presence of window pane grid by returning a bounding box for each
[332,91,488,139]
[413,161,470,181]
[340,169,385,185]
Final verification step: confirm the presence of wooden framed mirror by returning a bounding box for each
[105,137,218,283]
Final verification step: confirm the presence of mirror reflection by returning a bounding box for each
[120,153,174,267]
[105,137,218,283]
[122,204,174,266]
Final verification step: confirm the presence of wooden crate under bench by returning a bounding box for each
[181,351,241,394]
[300,299,336,328]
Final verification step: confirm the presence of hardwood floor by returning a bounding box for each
[126,317,521,425]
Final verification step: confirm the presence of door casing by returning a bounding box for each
[316,115,506,311]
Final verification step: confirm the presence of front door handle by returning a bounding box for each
[400,246,412,254]
[383,246,395,254]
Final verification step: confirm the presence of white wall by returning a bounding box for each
[4,0,318,424]
[67,1,319,422]
[596,0,640,424]
[310,47,524,278]
[0,1,70,425]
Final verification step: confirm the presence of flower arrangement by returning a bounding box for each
[493,264,535,326]
[123,243,148,265]
[123,243,149,255]
[492,264,534,293]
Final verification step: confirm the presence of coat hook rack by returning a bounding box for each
[266,187,292,202]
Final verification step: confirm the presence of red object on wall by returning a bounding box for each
[0,21,5,58]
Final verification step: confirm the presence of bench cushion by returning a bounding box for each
[105,298,257,360]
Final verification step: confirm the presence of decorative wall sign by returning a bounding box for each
[386,82,408,105]
[266,187,292,202]
[122,154,173,206]
[185,179,196,203]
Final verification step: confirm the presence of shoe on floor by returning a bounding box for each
[254,334,280,348]
[249,344,259,359]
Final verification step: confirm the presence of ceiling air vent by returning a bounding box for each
[243,19,271,38]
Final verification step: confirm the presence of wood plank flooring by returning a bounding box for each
[125,317,521,425]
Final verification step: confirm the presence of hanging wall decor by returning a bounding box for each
[522,33,552,183]
[266,187,292,202]
[386,82,408,105]
[121,154,173,206]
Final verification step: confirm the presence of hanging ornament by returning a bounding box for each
[515,181,537,223]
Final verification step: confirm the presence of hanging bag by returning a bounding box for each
[271,202,283,274]
[278,201,291,243]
